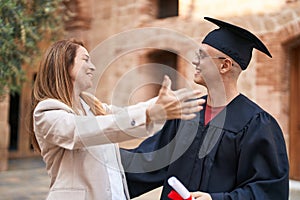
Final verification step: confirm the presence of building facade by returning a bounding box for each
[1,0,300,181]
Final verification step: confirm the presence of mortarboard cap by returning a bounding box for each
[202,17,272,70]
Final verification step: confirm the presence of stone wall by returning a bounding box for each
[2,0,299,167]
[0,95,10,171]
[62,1,300,140]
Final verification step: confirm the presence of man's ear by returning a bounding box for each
[220,58,233,73]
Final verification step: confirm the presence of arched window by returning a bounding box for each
[157,0,179,19]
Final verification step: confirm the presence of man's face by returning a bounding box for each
[192,44,224,88]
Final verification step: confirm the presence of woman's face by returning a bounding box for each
[69,46,95,92]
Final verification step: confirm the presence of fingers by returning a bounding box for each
[173,88,188,96]
[160,75,172,94]
[181,99,204,112]
[174,89,203,102]
[182,99,205,109]
[179,100,204,120]
[161,98,205,120]
[180,113,197,120]
[181,105,203,115]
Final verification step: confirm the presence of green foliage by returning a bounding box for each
[0,0,63,97]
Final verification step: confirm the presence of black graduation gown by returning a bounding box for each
[121,94,289,200]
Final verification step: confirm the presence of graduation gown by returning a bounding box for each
[120,94,289,200]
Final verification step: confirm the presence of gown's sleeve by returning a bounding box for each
[210,112,289,200]
[120,119,180,198]
[33,98,159,150]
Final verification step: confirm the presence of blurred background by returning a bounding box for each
[1,0,300,199]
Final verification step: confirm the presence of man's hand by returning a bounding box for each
[191,191,212,200]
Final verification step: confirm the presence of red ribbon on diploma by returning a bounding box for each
[168,190,193,200]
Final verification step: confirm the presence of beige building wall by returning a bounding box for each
[62,0,300,159]
[2,0,300,174]
[180,0,285,19]
[62,0,300,194]
[64,0,299,135]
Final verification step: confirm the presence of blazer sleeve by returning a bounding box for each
[33,98,161,150]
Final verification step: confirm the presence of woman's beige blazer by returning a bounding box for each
[34,98,158,200]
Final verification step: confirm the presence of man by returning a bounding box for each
[121,17,289,200]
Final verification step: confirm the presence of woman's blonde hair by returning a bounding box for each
[29,39,105,152]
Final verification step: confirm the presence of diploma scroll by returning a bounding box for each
[168,176,195,200]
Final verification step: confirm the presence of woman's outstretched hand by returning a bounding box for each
[147,75,205,122]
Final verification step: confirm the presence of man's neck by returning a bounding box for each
[207,86,239,107]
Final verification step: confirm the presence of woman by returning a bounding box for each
[29,39,204,200]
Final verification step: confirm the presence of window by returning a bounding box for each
[286,0,298,3]
[9,92,20,150]
[147,50,178,90]
[157,0,179,19]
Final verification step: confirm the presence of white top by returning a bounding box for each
[81,98,127,200]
